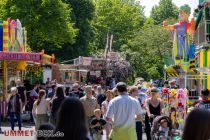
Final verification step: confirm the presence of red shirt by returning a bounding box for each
[173,21,191,31]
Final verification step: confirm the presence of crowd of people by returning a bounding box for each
[0,78,210,140]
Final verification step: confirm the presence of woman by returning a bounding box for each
[29,84,38,123]
[65,87,70,96]
[182,109,210,140]
[145,87,163,140]
[51,87,65,125]
[32,90,50,130]
[8,87,22,130]
[48,98,88,140]
[101,90,114,139]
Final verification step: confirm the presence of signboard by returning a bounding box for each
[79,57,92,66]
[26,65,42,72]
[91,59,106,70]
[80,71,88,77]
[95,71,101,77]
[108,52,120,61]
[90,71,96,76]
[0,52,41,61]
[90,71,101,77]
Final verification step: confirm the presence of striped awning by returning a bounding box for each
[165,64,197,77]
[165,66,179,77]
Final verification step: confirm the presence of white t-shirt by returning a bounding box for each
[106,94,143,128]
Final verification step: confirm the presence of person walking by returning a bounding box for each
[90,109,106,140]
[69,83,84,98]
[32,90,50,130]
[106,82,143,140]
[16,79,27,108]
[145,87,164,140]
[96,86,106,108]
[101,90,114,139]
[29,84,38,123]
[130,86,144,140]
[8,87,22,130]
[51,87,65,125]
[80,86,99,134]
[195,89,210,110]
[47,98,89,140]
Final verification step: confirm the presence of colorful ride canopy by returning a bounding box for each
[0,18,27,52]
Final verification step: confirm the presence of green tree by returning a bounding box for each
[3,0,77,54]
[0,0,6,19]
[93,0,145,52]
[150,0,178,25]
[122,24,173,80]
[58,0,95,60]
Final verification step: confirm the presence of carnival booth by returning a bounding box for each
[162,4,201,131]
[0,18,55,117]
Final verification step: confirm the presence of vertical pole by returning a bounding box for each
[185,73,187,88]
[204,50,207,89]
[3,60,7,101]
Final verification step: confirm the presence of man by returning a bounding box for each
[130,86,144,140]
[195,89,210,110]
[69,83,84,98]
[16,79,27,108]
[80,86,99,131]
[47,84,56,99]
[106,82,143,140]
[96,86,106,107]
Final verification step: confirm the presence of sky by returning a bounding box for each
[139,0,199,18]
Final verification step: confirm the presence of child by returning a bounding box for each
[90,109,106,140]
[159,119,171,140]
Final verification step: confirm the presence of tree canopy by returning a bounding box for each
[92,0,145,52]
[122,25,173,80]
[2,0,77,53]
[150,0,179,25]
[58,0,95,61]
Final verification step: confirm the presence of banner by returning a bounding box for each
[108,52,120,61]
[0,52,41,61]
[79,57,92,66]
[90,71,96,76]
[91,59,106,70]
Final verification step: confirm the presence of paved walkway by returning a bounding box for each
[0,123,147,140]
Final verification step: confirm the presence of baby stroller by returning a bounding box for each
[151,116,173,140]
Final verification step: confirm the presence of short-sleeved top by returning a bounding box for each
[90,117,106,133]
[195,100,210,111]
[106,94,143,140]
[34,98,49,115]
[80,96,98,117]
